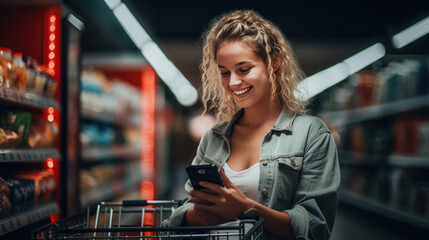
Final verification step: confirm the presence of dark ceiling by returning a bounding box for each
[62,0,429,104]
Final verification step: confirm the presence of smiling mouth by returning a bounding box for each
[232,86,252,95]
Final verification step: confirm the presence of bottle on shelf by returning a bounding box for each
[0,48,13,88]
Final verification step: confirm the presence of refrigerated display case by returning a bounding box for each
[0,2,63,237]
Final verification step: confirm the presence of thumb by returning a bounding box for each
[220,168,236,189]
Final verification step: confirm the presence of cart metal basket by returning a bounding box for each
[32,200,264,240]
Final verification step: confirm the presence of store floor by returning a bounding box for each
[331,202,429,240]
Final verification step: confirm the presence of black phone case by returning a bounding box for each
[186,164,224,190]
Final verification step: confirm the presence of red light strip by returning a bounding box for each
[141,67,156,200]
[44,7,61,86]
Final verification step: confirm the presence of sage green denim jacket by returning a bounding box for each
[161,108,341,240]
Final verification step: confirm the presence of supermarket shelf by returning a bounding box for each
[0,202,59,236]
[339,189,429,231]
[338,150,382,168]
[81,107,140,127]
[0,86,61,110]
[81,145,141,162]
[0,148,61,162]
[80,176,143,207]
[387,155,429,168]
[321,94,429,126]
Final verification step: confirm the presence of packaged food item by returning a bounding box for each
[12,52,27,92]
[16,171,56,204]
[0,176,12,218]
[27,117,59,148]
[5,177,35,206]
[4,130,20,148]
[0,47,13,88]
[22,55,38,94]
[0,128,7,148]
[0,110,32,148]
[0,176,10,196]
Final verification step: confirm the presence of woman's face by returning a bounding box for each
[216,41,272,109]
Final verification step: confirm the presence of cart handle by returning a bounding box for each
[122,200,179,206]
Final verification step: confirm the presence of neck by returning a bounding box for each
[239,101,282,127]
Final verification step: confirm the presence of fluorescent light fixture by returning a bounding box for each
[343,43,385,74]
[392,16,429,49]
[67,14,84,31]
[297,63,349,99]
[113,3,151,47]
[104,0,121,9]
[297,43,385,100]
[141,42,180,82]
[104,0,198,106]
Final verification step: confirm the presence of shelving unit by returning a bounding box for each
[0,86,61,110]
[340,190,429,231]
[314,55,429,231]
[0,202,59,236]
[78,68,145,211]
[0,3,64,238]
[321,94,429,127]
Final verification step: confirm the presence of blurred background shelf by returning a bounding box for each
[338,150,382,168]
[321,94,429,126]
[339,189,429,231]
[81,145,141,162]
[0,202,59,236]
[0,149,60,162]
[80,176,143,208]
[387,155,429,168]
[0,86,61,111]
[81,106,140,128]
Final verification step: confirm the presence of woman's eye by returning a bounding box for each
[220,72,230,76]
[240,68,250,73]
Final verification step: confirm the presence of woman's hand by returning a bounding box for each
[189,168,254,223]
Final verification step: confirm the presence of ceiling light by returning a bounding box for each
[104,0,198,106]
[392,16,429,49]
[297,43,385,100]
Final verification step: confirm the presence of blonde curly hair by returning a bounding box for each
[200,9,308,122]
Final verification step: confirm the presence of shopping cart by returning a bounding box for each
[32,200,264,239]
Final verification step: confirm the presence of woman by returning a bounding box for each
[162,9,340,240]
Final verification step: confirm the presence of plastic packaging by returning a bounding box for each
[0,48,13,88]
[12,52,27,92]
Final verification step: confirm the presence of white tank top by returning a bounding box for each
[224,162,260,201]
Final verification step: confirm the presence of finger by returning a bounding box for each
[191,188,220,203]
[220,168,237,189]
[199,181,225,194]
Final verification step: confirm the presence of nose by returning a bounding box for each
[229,73,242,87]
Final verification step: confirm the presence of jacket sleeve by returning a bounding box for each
[284,127,341,240]
[160,130,211,227]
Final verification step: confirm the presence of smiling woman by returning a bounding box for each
[161,9,341,240]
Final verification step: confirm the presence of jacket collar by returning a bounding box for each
[212,108,297,137]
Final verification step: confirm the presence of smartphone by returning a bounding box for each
[186,164,224,190]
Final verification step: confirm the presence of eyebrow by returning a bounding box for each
[218,61,250,68]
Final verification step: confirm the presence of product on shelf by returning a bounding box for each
[6,177,35,207]
[12,52,28,92]
[0,110,32,148]
[3,170,56,210]
[15,170,56,204]
[80,69,140,118]
[0,176,12,218]
[0,47,13,88]
[27,117,59,148]
[0,129,7,148]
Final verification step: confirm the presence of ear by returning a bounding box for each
[272,53,281,72]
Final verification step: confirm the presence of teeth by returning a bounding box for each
[233,87,251,95]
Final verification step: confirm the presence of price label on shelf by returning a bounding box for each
[0,203,59,236]
[0,149,60,162]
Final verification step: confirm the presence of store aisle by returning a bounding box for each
[331,202,428,240]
